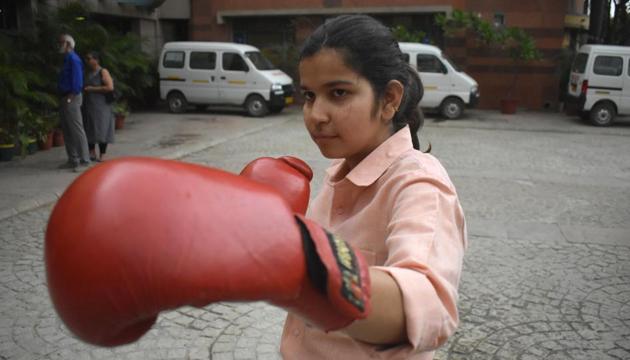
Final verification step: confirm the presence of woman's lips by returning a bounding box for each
[312,134,337,140]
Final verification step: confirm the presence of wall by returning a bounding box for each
[190,0,569,110]
[446,1,568,110]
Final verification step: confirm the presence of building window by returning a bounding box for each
[222,53,249,72]
[493,13,505,27]
[190,52,216,70]
[0,0,18,30]
[593,56,622,76]
[163,51,185,68]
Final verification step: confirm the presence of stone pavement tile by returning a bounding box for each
[559,224,630,246]
[506,221,566,242]
[465,218,507,239]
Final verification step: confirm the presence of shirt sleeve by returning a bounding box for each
[70,56,83,94]
[373,171,467,351]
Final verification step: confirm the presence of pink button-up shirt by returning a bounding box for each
[280,126,467,359]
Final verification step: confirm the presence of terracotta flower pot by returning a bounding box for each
[115,114,125,130]
[38,132,54,151]
[53,129,64,147]
[500,99,518,115]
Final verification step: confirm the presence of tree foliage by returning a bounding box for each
[0,1,155,145]
[436,10,542,98]
[436,10,541,63]
[391,25,428,44]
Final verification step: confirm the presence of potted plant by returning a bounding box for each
[0,126,16,162]
[497,27,541,114]
[113,101,130,130]
[0,31,58,155]
[437,10,541,114]
[16,115,40,157]
[36,113,57,151]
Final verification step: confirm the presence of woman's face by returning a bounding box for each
[85,55,98,70]
[299,48,392,169]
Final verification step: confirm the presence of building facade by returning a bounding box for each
[1,0,190,57]
[189,0,588,111]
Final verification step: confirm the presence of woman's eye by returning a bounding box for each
[332,89,347,98]
[302,91,314,101]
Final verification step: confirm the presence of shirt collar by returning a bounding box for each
[326,126,414,187]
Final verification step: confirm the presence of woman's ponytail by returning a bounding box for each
[393,65,424,151]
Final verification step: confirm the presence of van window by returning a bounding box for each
[417,54,446,73]
[163,51,185,69]
[190,52,216,70]
[245,51,276,70]
[222,53,249,72]
[593,55,622,76]
[571,53,588,73]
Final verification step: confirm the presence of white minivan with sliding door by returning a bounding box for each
[567,44,630,126]
[159,42,294,117]
[399,42,479,119]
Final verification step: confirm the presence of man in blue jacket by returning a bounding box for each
[58,34,91,172]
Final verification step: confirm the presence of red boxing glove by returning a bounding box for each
[45,158,369,347]
[240,156,313,214]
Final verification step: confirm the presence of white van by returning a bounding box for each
[399,42,479,119]
[159,42,294,117]
[567,44,630,126]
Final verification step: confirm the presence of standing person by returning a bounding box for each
[83,51,114,162]
[279,14,467,359]
[57,34,91,172]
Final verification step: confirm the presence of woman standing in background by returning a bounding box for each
[83,51,114,162]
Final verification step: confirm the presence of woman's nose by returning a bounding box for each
[305,99,330,125]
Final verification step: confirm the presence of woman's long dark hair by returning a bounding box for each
[300,14,425,150]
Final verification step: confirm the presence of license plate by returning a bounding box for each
[285,96,294,105]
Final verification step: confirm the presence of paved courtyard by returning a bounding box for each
[1,108,629,359]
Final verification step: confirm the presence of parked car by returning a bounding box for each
[399,42,479,119]
[566,44,630,126]
[159,42,294,117]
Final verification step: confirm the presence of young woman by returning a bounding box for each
[83,51,114,162]
[280,15,467,359]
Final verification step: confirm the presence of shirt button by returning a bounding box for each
[335,207,344,215]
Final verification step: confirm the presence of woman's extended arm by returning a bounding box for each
[341,268,407,345]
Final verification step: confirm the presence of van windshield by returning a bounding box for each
[572,53,588,74]
[245,51,277,70]
[442,54,461,72]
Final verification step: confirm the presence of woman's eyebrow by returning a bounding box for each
[300,80,356,90]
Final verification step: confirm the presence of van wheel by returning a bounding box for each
[589,102,615,126]
[245,95,269,117]
[440,97,464,119]
[167,92,188,113]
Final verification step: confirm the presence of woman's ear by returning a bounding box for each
[381,80,404,122]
